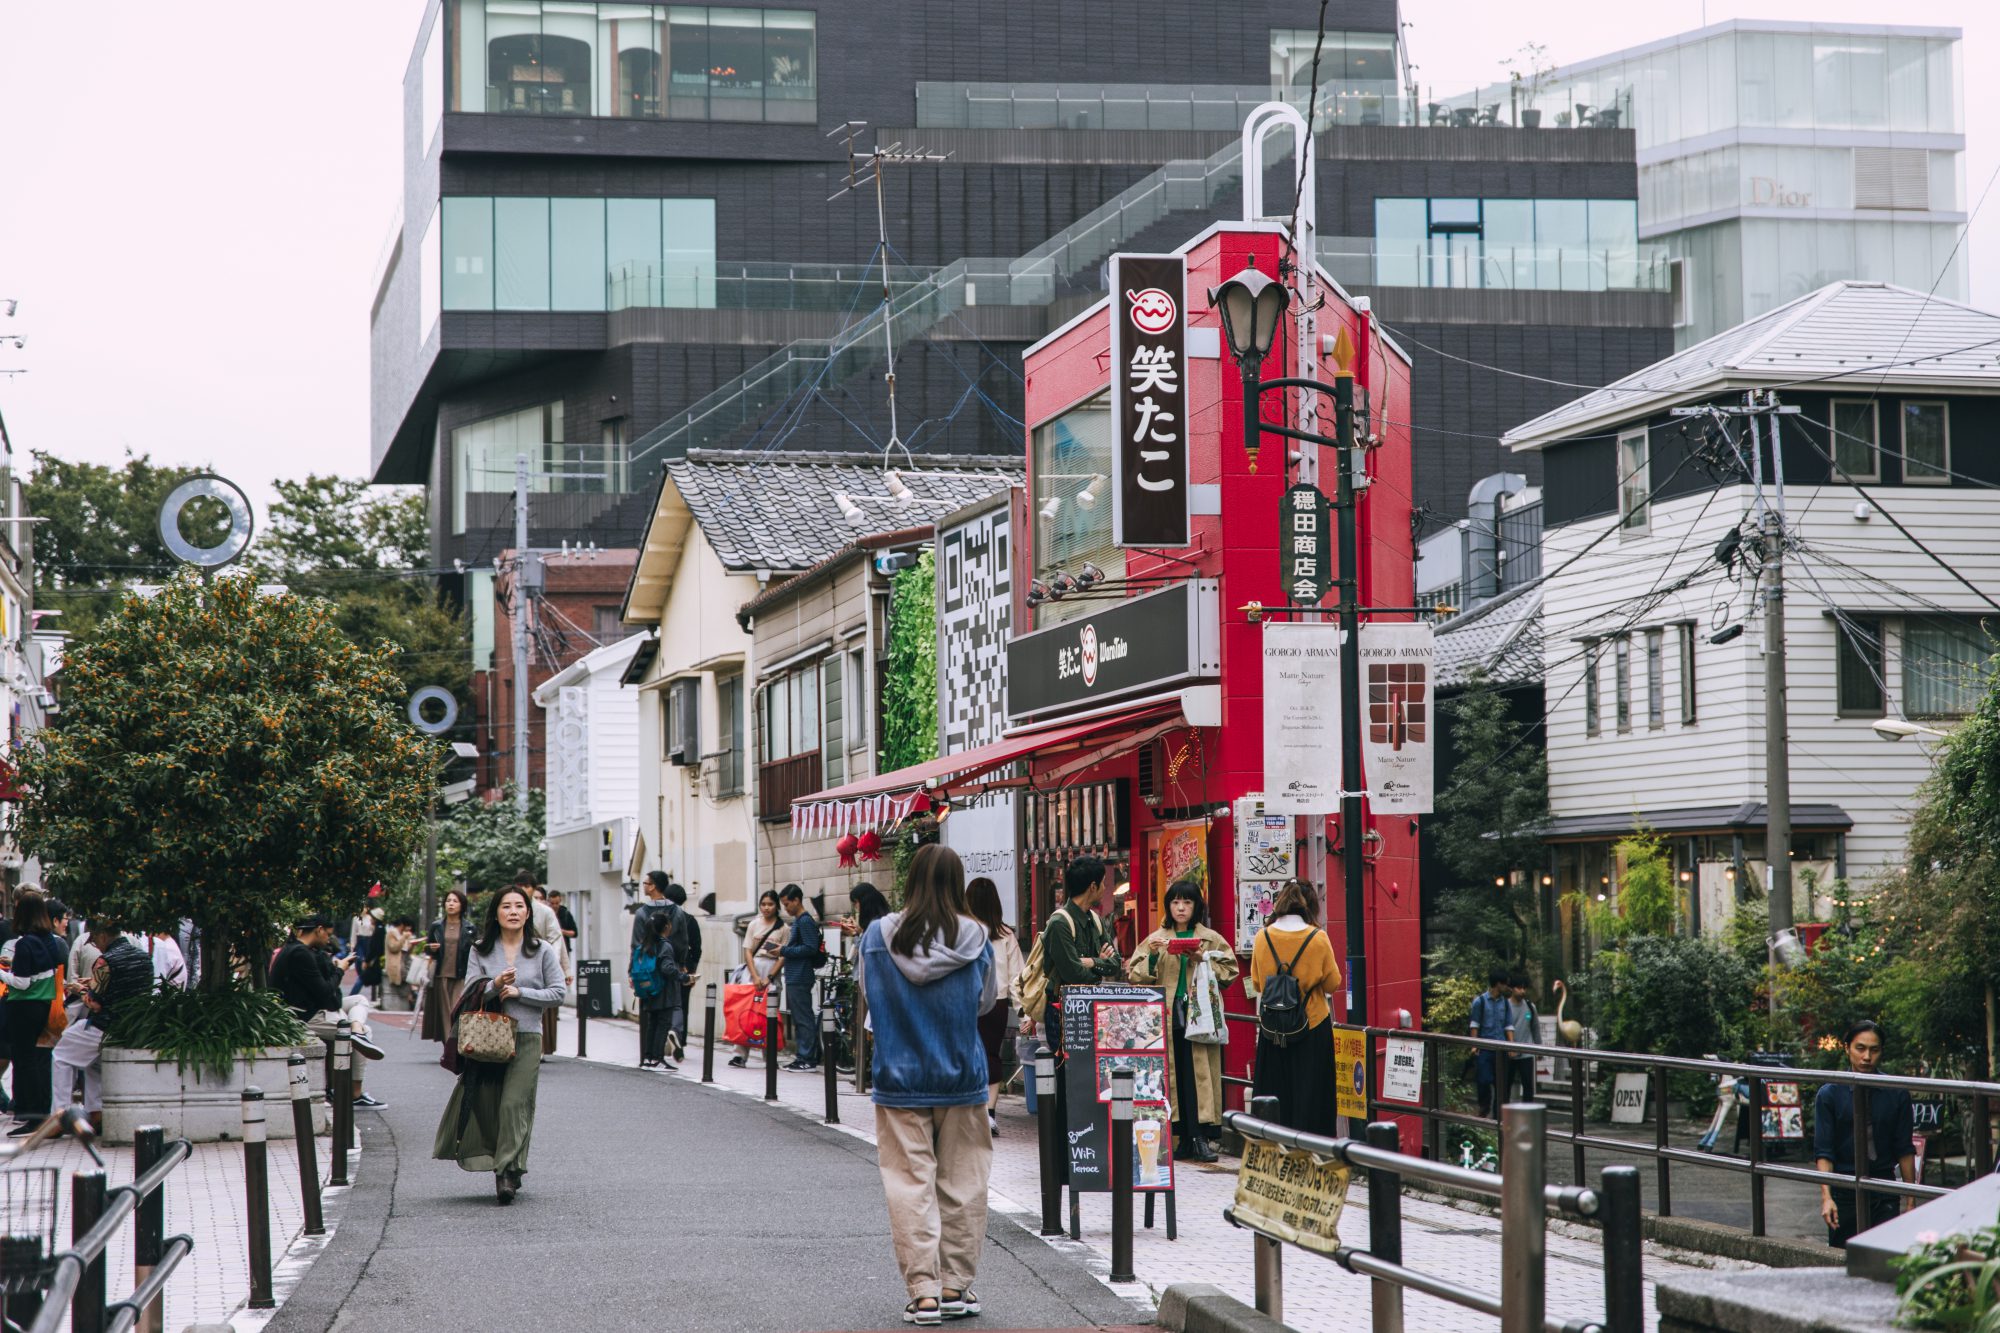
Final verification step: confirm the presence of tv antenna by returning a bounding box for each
[828,121,951,463]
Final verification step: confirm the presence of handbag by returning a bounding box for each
[456,1009,517,1063]
[1184,955,1229,1046]
[723,982,782,1048]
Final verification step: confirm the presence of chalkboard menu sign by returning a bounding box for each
[1061,984,1176,1195]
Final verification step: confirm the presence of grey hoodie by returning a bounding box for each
[878,912,1000,1016]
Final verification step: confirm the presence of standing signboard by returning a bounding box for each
[1062,984,1177,1194]
[577,958,613,1018]
[1262,622,1342,814]
[1111,254,1189,548]
[1358,623,1435,814]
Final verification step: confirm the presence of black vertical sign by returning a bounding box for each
[1283,483,1332,606]
[1111,253,1189,549]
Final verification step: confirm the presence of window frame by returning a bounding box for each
[1901,613,1994,719]
[1828,398,1881,483]
[1900,400,1950,484]
[1617,427,1651,534]
[716,672,745,797]
[1583,639,1602,737]
[1677,621,1698,725]
[1613,634,1633,733]
[1834,614,1886,718]
[1645,627,1665,729]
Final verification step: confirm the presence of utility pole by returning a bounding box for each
[513,452,531,815]
[1749,391,1793,1029]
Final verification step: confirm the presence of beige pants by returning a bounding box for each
[875,1104,993,1301]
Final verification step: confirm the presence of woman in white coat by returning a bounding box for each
[965,877,1025,1136]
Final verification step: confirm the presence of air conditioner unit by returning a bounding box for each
[668,677,700,766]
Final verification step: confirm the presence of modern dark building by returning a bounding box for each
[369,0,1673,591]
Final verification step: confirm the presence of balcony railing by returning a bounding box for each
[1316,236,1670,293]
[916,79,1415,131]
[758,752,822,822]
[606,260,943,314]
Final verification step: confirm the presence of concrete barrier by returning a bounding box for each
[1157,1283,1295,1333]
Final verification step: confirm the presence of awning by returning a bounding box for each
[1543,802,1853,843]
[790,701,1182,839]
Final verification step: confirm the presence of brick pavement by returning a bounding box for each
[568,1015,1751,1331]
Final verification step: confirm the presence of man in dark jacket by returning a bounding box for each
[275,916,386,1109]
[51,922,153,1133]
[1039,857,1123,1182]
[779,885,823,1072]
[663,880,701,1052]
[1814,1020,1916,1247]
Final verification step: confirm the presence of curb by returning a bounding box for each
[1158,1282,1292,1333]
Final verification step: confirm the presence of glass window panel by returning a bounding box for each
[763,10,816,123]
[1902,401,1948,482]
[1646,628,1664,729]
[708,8,764,122]
[452,402,558,534]
[1584,642,1600,736]
[538,2,597,116]
[441,196,494,311]
[1483,199,1532,289]
[1678,623,1698,725]
[1618,428,1649,532]
[451,0,487,112]
[1428,198,1479,230]
[1535,200,1587,289]
[1886,38,1927,132]
[419,204,442,341]
[1738,31,1775,126]
[1903,616,1993,718]
[1374,199,1426,286]
[1344,30,1395,84]
[607,198,664,308]
[550,197,606,310]
[494,196,551,310]
[1031,395,1124,628]
[662,198,716,307]
[600,4,660,119]
[1836,616,1885,715]
[1928,39,1958,134]
[666,6,709,118]
[1830,400,1878,480]
[1773,32,1813,128]
[1614,636,1631,732]
[485,0,547,116]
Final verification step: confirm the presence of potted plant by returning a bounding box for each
[18,573,437,1142]
[1501,43,1555,128]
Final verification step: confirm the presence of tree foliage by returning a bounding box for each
[1586,825,1682,940]
[878,551,938,773]
[437,785,546,896]
[16,573,438,990]
[1428,670,1550,979]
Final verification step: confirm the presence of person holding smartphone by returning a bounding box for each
[1129,878,1237,1161]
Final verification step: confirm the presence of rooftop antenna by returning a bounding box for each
[828,120,951,467]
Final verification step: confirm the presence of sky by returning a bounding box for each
[0,1,1990,507]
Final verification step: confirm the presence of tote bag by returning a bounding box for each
[1184,955,1229,1046]
[723,983,782,1048]
[457,1010,517,1063]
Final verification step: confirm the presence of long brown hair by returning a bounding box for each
[1268,879,1320,926]
[965,876,1012,940]
[892,844,970,957]
[475,886,542,955]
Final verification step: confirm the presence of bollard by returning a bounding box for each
[1109,1068,1135,1283]
[1568,1056,1586,1187]
[1250,1095,1284,1322]
[821,1002,840,1124]
[242,1088,274,1309]
[1600,1165,1645,1333]
[330,1024,352,1188]
[1654,1076,1673,1217]
[133,1126,166,1333]
[702,982,718,1083]
[1498,1103,1547,1333]
[1035,1046,1063,1236]
[71,1170,107,1333]
[1366,1121,1405,1333]
[1746,1076,1767,1237]
[765,986,781,1102]
[287,1054,324,1237]
[577,985,589,1060]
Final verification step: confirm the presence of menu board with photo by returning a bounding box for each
[1061,984,1177,1194]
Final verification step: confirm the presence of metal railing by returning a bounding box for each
[30,1125,194,1333]
[1315,237,1671,293]
[1225,1098,1642,1333]
[915,79,1416,130]
[1305,1023,1997,1239]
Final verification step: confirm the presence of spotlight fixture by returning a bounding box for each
[1075,473,1105,511]
[1025,579,1052,607]
[1050,571,1079,596]
[834,492,866,527]
[1709,623,1744,645]
[1076,562,1105,589]
[1039,495,1061,521]
[885,469,914,502]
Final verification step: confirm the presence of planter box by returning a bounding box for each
[102,1044,330,1145]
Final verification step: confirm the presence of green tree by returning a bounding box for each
[1592,825,1682,939]
[1429,669,1550,978]
[878,551,938,772]
[437,785,546,895]
[15,573,438,990]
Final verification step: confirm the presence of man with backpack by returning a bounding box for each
[631,907,683,1069]
[661,879,702,1053]
[1468,967,1511,1119]
[779,885,824,1072]
[1012,857,1124,1179]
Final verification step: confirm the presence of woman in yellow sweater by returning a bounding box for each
[1128,879,1239,1162]
[1247,879,1341,1136]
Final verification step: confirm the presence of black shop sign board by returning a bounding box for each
[578,958,614,1017]
[1110,253,1190,549]
[1006,580,1218,725]
[1061,984,1176,1195]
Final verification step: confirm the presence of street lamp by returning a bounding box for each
[1208,264,1291,472]
[1872,717,1951,742]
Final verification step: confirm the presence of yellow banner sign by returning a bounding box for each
[1232,1138,1352,1254]
[1335,1027,1367,1120]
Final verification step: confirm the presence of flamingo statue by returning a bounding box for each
[1552,979,1584,1047]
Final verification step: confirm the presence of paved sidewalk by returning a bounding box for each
[566,1015,1752,1332]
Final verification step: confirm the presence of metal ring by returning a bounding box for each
[408,686,459,735]
[158,475,255,568]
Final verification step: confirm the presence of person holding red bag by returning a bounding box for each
[726,890,788,1068]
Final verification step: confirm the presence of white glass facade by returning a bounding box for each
[1444,22,1966,345]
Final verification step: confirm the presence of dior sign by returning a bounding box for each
[1007,580,1219,724]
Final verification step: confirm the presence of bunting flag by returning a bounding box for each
[789,790,924,840]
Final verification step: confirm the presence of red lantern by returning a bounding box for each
[857,830,883,862]
[910,791,932,814]
[836,834,859,868]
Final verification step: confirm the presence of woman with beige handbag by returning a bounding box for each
[432,886,567,1204]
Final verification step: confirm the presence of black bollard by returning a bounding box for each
[243,1088,274,1309]
[330,1025,351,1188]
[1109,1068,1135,1283]
[133,1125,166,1333]
[1036,1046,1063,1236]
[70,1170,107,1333]
[577,986,589,1060]
[287,1054,324,1237]
[821,1002,840,1124]
[1366,1121,1405,1333]
[765,985,781,1101]
[702,982,718,1083]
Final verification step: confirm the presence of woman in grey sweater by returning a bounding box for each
[433,886,566,1204]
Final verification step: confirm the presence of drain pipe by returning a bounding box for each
[1463,472,1527,605]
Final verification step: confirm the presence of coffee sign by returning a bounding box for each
[1111,253,1190,549]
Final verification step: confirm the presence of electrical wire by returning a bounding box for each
[1279,0,1332,280]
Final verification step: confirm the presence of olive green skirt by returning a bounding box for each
[434,1031,543,1176]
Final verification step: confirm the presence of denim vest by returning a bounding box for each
[860,921,992,1109]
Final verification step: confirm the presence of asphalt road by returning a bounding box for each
[263,1032,1150,1333]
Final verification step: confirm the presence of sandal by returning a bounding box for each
[904,1298,942,1326]
[941,1289,979,1318]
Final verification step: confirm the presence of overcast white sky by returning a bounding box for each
[0,1,1990,504]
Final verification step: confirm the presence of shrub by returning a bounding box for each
[108,979,313,1079]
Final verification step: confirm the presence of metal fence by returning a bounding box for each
[28,1126,194,1333]
[1225,1098,1643,1333]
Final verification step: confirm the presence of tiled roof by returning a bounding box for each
[1435,578,1544,688]
[666,449,1022,572]
[1503,281,2000,451]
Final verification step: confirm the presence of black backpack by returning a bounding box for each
[1257,929,1320,1047]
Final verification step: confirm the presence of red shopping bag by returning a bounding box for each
[723,984,783,1049]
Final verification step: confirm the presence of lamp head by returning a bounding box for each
[1207,263,1290,369]
[1872,717,1924,742]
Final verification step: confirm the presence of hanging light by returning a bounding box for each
[1039,494,1061,521]
[885,469,914,502]
[834,492,866,526]
[1075,473,1106,510]
[1207,261,1292,473]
